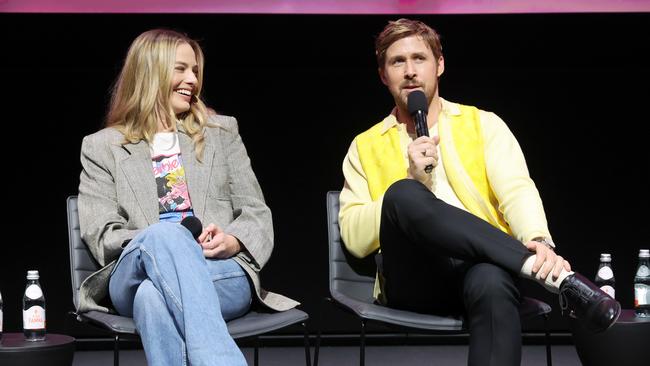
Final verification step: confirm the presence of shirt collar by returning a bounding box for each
[379,97,459,135]
[441,97,461,116]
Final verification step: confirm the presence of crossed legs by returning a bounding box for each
[109,222,251,366]
[380,179,531,366]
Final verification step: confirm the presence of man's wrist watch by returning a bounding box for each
[532,237,555,249]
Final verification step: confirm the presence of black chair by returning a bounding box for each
[314,190,553,366]
[67,195,311,366]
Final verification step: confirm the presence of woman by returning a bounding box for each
[77,29,298,365]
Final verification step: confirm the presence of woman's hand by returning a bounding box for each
[198,223,241,258]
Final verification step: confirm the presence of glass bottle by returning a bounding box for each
[634,249,650,317]
[0,288,3,341]
[23,270,46,340]
[594,253,615,298]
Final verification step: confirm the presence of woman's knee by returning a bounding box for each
[143,221,188,239]
[219,282,252,321]
[138,222,198,253]
[133,280,165,314]
[209,261,252,321]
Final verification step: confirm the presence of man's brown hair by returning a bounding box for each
[375,18,443,69]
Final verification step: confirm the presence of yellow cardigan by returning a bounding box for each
[339,99,551,259]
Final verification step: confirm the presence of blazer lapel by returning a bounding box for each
[179,131,214,221]
[120,141,159,225]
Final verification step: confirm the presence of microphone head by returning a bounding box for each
[180,216,203,239]
[407,90,428,116]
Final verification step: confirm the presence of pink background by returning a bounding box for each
[3,0,650,14]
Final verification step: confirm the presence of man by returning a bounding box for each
[339,18,619,366]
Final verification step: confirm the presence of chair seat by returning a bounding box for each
[519,297,553,319]
[80,311,137,334]
[227,309,309,339]
[332,292,464,331]
[67,195,312,366]
[79,308,310,340]
[331,291,550,332]
[319,190,553,366]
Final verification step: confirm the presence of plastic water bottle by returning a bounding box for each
[634,249,650,317]
[594,253,615,298]
[23,270,46,341]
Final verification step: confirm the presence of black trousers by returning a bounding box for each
[379,179,532,366]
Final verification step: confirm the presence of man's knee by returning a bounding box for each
[383,179,430,209]
[463,263,520,309]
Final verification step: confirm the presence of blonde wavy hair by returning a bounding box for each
[106,29,210,160]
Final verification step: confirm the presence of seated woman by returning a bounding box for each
[77,29,298,365]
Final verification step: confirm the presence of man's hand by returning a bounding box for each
[524,241,571,281]
[198,223,241,258]
[407,135,439,184]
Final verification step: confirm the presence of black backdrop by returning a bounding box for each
[0,12,649,338]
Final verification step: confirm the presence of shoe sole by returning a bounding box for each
[591,301,621,333]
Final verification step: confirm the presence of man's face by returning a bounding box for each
[380,35,444,112]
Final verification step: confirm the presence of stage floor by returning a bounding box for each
[72,345,581,365]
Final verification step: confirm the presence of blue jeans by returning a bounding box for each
[109,222,252,366]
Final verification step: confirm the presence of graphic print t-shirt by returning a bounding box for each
[151,132,194,222]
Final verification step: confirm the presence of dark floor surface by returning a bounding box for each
[72,344,582,365]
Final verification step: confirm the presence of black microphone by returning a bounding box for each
[407,90,433,173]
[180,216,203,240]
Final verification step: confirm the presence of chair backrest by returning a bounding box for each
[66,195,101,311]
[326,191,377,303]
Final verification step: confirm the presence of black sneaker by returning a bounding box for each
[559,273,621,333]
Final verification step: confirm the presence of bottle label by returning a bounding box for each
[25,284,43,300]
[637,265,650,277]
[600,285,615,299]
[23,306,45,330]
[635,284,650,306]
[597,266,614,280]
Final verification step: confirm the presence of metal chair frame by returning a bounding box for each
[67,195,311,366]
[314,191,552,366]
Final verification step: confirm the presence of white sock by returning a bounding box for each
[520,254,574,294]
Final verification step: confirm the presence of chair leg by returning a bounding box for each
[254,336,260,366]
[360,319,366,366]
[302,321,312,366]
[314,325,321,366]
[114,334,120,366]
[544,314,552,366]
[314,297,328,366]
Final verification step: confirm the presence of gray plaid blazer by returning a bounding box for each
[77,115,299,314]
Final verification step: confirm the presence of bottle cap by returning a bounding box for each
[600,253,611,262]
[640,249,650,258]
[27,270,40,279]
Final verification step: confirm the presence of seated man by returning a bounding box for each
[339,18,620,366]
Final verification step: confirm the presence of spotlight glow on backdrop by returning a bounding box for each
[2,0,650,14]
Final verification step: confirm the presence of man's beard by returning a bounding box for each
[396,85,436,112]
